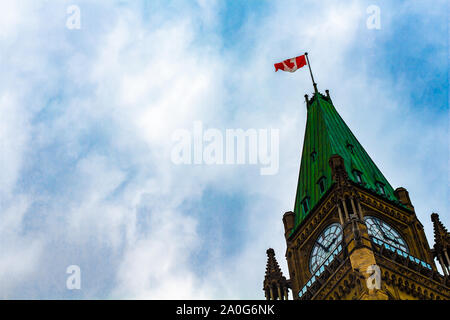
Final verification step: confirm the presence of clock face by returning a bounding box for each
[364,216,409,253]
[309,223,343,273]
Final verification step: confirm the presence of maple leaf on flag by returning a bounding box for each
[274,55,307,72]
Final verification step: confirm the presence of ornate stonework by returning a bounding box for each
[263,90,450,300]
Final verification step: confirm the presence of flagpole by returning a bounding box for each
[304,52,318,94]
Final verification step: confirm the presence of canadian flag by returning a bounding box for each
[274,54,307,72]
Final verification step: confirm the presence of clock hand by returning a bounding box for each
[325,237,337,251]
[379,228,401,246]
[371,219,403,248]
[317,242,328,252]
[373,219,388,239]
[384,235,401,245]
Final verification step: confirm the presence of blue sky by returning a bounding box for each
[0,0,448,299]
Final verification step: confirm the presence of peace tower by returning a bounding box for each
[263,89,450,300]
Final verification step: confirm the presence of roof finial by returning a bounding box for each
[431,213,450,276]
[263,248,290,300]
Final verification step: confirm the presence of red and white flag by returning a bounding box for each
[274,54,307,72]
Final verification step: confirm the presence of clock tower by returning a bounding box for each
[263,89,450,300]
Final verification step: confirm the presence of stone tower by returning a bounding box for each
[264,89,450,300]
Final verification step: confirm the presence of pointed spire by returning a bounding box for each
[293,90,400,229]
[431,213,450,277]
[263,249,290,300]
[432,213,449,249]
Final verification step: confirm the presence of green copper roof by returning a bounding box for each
[293,91,400,230]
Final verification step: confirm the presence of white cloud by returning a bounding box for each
[112,207,204,299]
[0,0,447,299]
[0,196,43,298]
[0,93,29,196]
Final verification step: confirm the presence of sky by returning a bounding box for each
[0,0,448,299]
